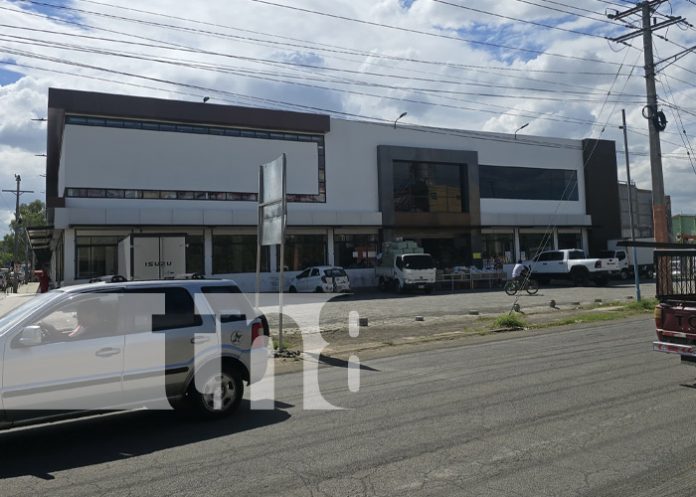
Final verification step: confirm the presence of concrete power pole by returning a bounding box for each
[2,174,33,293]
[608,0,687,243]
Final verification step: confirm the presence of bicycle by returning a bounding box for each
[504,277,539,296]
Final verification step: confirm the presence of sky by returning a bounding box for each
[0,0,695,234]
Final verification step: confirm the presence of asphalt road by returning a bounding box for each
[3,315,696,496]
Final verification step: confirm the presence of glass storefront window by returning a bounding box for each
[481,233,515,267]
[283,235,327,271]
[185,235,204,274]
[334,234,378,268]
[558,232,583,250]
[518,232,553,261]
[212,235,267,273]
[75,236,119,279]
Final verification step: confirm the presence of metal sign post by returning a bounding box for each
[257,154,287,350]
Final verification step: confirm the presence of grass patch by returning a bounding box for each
[625,297,658,312]
[542,312,624,328]
[493,313,527,329]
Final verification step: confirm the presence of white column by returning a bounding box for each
[63,228,75,284]
[204,229,213,275]
[581,229,589,254]
[553,229,559,250]
[513,228,521,261]
[327,228,335,265]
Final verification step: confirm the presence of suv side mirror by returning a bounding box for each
[18,325,43,347]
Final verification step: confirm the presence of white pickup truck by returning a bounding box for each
[527,249,610,286]
[376,253,437,293]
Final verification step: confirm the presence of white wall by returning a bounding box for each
[58,118,589,228]
[329,119,588,218]
[61,125,319,194]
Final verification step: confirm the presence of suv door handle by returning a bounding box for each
[95,347,121,358]
[190,336,211,344]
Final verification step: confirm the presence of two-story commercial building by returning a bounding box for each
[39,88,622,289]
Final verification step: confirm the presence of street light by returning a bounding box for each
[514,122,529,140]
[393,112,407,129]
[203,96,210,103]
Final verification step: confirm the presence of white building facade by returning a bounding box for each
[42,89,622,289]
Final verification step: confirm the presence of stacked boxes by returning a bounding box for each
[380,241,425,267]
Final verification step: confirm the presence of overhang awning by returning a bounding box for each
[26,225,55,251]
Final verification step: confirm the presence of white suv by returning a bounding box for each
[0,279,269,430]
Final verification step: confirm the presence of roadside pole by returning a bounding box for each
[621,109,641,301]
[257,155,287,351]
[2,174,33,293]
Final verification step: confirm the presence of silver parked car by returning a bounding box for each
[0,278,269,430]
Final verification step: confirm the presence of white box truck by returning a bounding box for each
[599,238,655,280]
[376,241,437,293]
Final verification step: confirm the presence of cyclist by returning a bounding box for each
[511,259,530,284]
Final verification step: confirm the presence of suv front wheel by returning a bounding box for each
[182,364,244,419]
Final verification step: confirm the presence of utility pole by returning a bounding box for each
[2,175,33,293]
[608,0,686,243]
[621,109,641,301]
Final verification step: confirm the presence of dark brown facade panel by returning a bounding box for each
[582,138,621,256]
[47,88,330,133]
[46,196,65,208]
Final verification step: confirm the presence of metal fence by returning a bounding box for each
[655,250,696,300]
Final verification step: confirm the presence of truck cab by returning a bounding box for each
[377,253,436,293]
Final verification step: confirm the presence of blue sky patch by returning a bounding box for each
[9,0,83,24]
[0,67,23,85]
[400,0,416,9]
[449,22,548,64]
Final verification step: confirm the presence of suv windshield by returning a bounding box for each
[402,255,435,270]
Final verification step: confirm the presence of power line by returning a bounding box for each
[433,0,617,39]
[246,0,639,66]
[0,30,646,100]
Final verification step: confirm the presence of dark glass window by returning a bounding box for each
[106,189,124,198]
[124,190,142,199]
[87,189,105,198]
[76,236,120,279]
[558,232,582,250]
[142,191,159,199]
[519,233,551,261]
[334,234,378,268]
[282,235,327,271]
[185,235,204,274]
[393,161,467,213]
[213,235,268,273]
[479,165,579,201]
